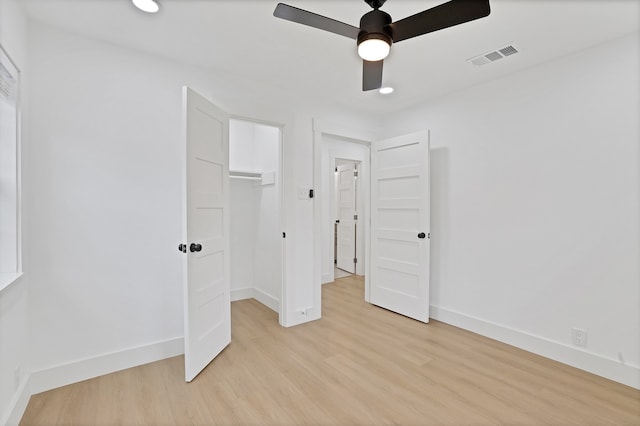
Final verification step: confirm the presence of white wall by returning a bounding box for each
[383,34,640,387]
[252,124,281,307]
[229,178,256,298]
[0,0,30,424]
[26,22,219,391]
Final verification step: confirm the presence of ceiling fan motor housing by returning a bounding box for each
[358,9,393,48]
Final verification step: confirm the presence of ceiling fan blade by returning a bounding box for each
[388,0,490,43]
[274,3,360,39]
[363,60,383,91]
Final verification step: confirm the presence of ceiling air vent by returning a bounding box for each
[468,44,519,67]
[499,45,518,57]
[484,51,503,62]
[0,63,16,100]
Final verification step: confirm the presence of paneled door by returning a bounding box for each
[181,87,231,382]
[336,163,357,273]
[370,131,430,322]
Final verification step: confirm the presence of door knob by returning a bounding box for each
[178,244,187,253]
[190,243,202,252]
[418,232,426,239]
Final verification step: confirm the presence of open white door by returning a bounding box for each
[181,87,231,382]
[370,131,430,322]
[336,163,357,273]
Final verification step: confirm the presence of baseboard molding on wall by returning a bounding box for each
[231,288,254,302]
[2,374,31,426]
[232,287,279,314]
[30,337,184,395]
[430,305,640,390]
[254,288,279,313]
[321,273,333,284]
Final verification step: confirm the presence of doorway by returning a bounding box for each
[314,123,431,323]
[320,133,369,285]
[228,118,283,318]
[334,159,360,279]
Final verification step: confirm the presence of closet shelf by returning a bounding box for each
[230,170,276,186]
[230,170,261,180]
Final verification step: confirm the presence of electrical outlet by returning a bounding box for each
[572,328,588,347]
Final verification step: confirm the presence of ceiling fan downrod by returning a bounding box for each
[364,0,387,10]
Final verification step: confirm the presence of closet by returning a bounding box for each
[229,118,282,314]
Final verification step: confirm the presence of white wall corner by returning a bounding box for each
[253,288,279,313]
[321,273,333,284]
[231,288,254,302]
[30,337,184,395]
[1,373,31,426]
[281,307,321,328]
[430,305,640,390]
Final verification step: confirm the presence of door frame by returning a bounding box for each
[230,114,286,326]
[313,119,374,308]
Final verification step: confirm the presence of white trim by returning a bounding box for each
[430,305,640,389]
[30,337,184,395]
[231,287,279,313]
[312,119,323,323]
[0,272,23,294]
[0,44,22,280]
[253,288,279,313]
[1,373,31,426]
[321,273,333,284]
[230,288,254,302]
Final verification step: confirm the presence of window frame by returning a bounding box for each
[0,43,23,293]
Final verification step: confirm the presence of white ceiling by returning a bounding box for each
[22,0,640,115]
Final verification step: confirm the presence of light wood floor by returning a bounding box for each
[21,275,640,425]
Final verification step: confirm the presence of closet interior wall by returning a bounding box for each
[229,119,281,312]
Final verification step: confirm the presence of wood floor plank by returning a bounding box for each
[20,276,640,425]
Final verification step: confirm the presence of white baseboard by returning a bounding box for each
[1,374,31,426]
[321,273,333,284]
[254,288,279,313]
[232,287,279,314]
[30,337,184,395]
[231,288,254,302]
[430,305,640,389]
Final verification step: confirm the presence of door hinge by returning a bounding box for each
[354,170,358,177]
[354,258,358,264]
[354,214,358,221]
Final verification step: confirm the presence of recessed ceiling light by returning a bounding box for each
[379,87,394,95]
[132,0,159,13]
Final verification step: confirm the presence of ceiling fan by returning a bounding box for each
[274,0,491,91]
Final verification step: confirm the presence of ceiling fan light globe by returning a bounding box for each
[132,0,159,13]
[358,38,390,61]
